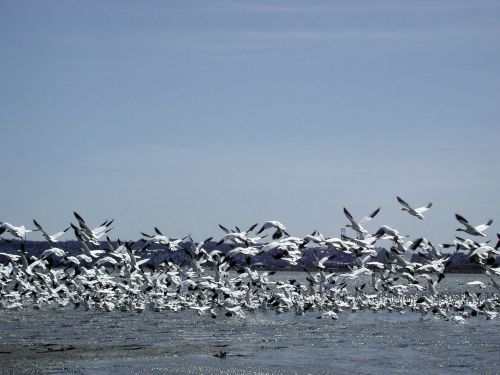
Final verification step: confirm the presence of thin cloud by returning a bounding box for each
[219,0,500,13]
[238,27,500,40]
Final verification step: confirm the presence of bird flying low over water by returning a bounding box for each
[455,214,493,237]
[396,196,432,220]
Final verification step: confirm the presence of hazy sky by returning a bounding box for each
[1,0,499,245]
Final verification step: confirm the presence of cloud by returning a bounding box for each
[236,26,500,40]
[219,0,500,14]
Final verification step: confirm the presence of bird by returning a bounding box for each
[466,281,487,289]
[73,212,113,245]
[343,207,381,238]
[217,223,261,247]
[396,197,432,219]
[256,221,289,240]
[455,214,493,237]
[0,221,32,239]
[0,205,499,326]
[33,220,70,243]
[373,225,406,243]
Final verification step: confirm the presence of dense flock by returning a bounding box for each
[0,196,499,323]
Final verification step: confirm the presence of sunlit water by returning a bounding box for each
[0,273,498,375]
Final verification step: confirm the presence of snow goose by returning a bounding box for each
[0,221,32,239]
[33,219,70,243]
[256,220,290,240]
[396,196,432,219]
[343,207,380,238]
[73,211,113,245]
[455,214,493,237]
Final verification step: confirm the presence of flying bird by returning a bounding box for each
[256,221,289,240]
[0,221,32,239]
[455,214,493,237]
[33,219,70,243]
[343,207,381,237]
[73,211,114,245]
[396,196,432,220]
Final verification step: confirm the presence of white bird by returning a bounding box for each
[217,224,262,247]
[466,281,487,289]
[256,221,289,240]
[73,211,113,245]
[455,214,493,237]
[141,227,171,246]
[312,249,330,270]
[343,207,381,238]
[0,221,32,239]
[373,225,406,243]
[396,197,432,220]
[468,245,500,265]
[33,220,70,243]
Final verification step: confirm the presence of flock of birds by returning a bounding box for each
[0,196,499,323]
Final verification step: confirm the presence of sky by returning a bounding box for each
[1,0,499,245]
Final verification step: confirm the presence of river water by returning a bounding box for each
[0,273,498,375]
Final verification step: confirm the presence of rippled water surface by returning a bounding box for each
[0,273,498,375]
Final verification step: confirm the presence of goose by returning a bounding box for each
[73,211,114,245]
[217,225,264,247]
[455,214,493,237]
[312,249,330,270]
[73,230,105,259]
[0,221,32,239]
[33,220,70,243]
[256,221,290,240]
[466,281,487,289]
[396,196,432,219]
[320,310,338,320]
[141,228,170,246]
[343,207,380,238]
[1,207,499,322]
[467,245,500,265]
[440,237,475,252]
[218,223,258,235]
[300,231,326,248]
[373,225,406,243]
[341,233,381,251]
[416,256,450,273]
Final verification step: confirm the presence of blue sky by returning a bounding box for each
[1,0,499,244]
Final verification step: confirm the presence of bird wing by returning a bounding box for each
[73,211,86,225]
[360,207,381,225]
[455,214,469,225]
[256,221,273,234]
[475,219,493,233]
[415,203,432,214]
[50,229,69,241]
[32,219,43,231]
[397,196,411,209]
[343,207,356,225]
[218,224,230,234]
[32,219,52,239]
[247,223,258,233]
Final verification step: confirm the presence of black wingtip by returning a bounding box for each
[73,211,84,222]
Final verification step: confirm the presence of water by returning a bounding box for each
[0,273,498,375]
